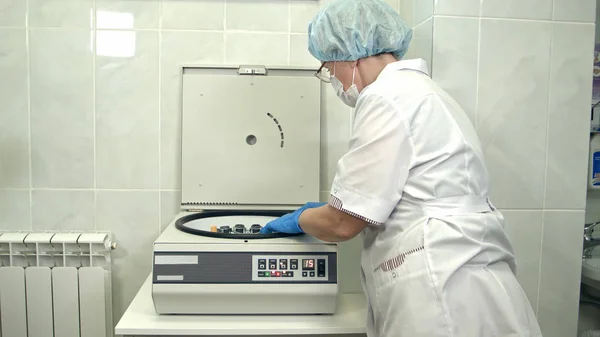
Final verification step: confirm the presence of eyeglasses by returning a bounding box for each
[314,63,331,83]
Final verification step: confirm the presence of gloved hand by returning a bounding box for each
[260,202,326,234]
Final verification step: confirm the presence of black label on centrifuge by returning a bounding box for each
[152,251,337,284]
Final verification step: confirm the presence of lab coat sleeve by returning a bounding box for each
[328,92,414,225]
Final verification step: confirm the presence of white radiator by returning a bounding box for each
[0,231,116,337]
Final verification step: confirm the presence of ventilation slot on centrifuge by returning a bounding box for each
[182,202,239,206]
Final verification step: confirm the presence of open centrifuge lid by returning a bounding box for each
[178,65,322,212]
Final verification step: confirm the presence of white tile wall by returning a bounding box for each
[96,191,159,321]
[29,29,95,189]
[225,33,289,65]
[32,190,95,230]
[546,23,595,209]
[434,0,480,17]
[431,16,479,122]
[226,0,288,32]
[429,1,596,336]
[538,211,586,337]
[477,18,552,210]
[553,0,596,23]
[161,0,224,30]
[96,0,160,29]
[480,0,553,20]
[290,0,325,33]
[414,0,433,25]
[398,0,433,62]
[0,190,31,230]
[397,0,433,27]
[501,210,543,308]
[0,0,26,26]
[0,28,28,189]
[29,0,94,28]
[587,194,600,223]
[411,17,433,68]
[96,30,160,189]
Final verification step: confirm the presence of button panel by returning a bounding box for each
[268,258,277,270]
[214,223,263,234]
[252,255,329,282]
[258,258,266,270]
[318,258,326,277]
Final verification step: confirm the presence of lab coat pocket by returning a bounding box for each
[372,245,426,290]
[371,218,428,291]
[372,240,449,336]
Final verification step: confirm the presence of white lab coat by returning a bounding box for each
[328,59,543,337]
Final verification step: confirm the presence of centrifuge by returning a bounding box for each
[151,65,339,315]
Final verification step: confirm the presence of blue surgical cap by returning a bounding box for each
[307,0,413,62]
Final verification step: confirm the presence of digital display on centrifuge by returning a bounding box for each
[302,259,315,270]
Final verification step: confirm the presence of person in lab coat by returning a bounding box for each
[260,0,543,335]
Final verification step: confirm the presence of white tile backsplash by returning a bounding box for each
[481,0,553,20]
[96,0,160,29]
[160,0,224,30]
[290,0,324,33]
[31,190,95,230]
[587,195,600,223]
[0,190,30,230]
[225,33,288,65]
[431,16,479,124]
[553,0,596,23]
[477,19,552,209]
[95,30,160,189]
[501,210,543,310]
[160,190,181,232]
[0,0,26,26]
[226,0,288,32]
[96,191,159,323]
[537,211,585,337]
[0,29,29,189]
[545,23,595,209]
[434,0,480,17]
[414,0,434,25]
[398,0,415,27]
[29,29,95,189]
[411,17,433,69]
[29,0,94,28]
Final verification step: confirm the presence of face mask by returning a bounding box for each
[331,65,359,108]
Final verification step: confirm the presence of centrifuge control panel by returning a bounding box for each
[251,255,328,281]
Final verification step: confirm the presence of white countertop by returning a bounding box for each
[115,275,368,336]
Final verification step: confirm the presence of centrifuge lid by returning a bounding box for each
[178,65,322,212]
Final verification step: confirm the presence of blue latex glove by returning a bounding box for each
[260,202,326,234]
